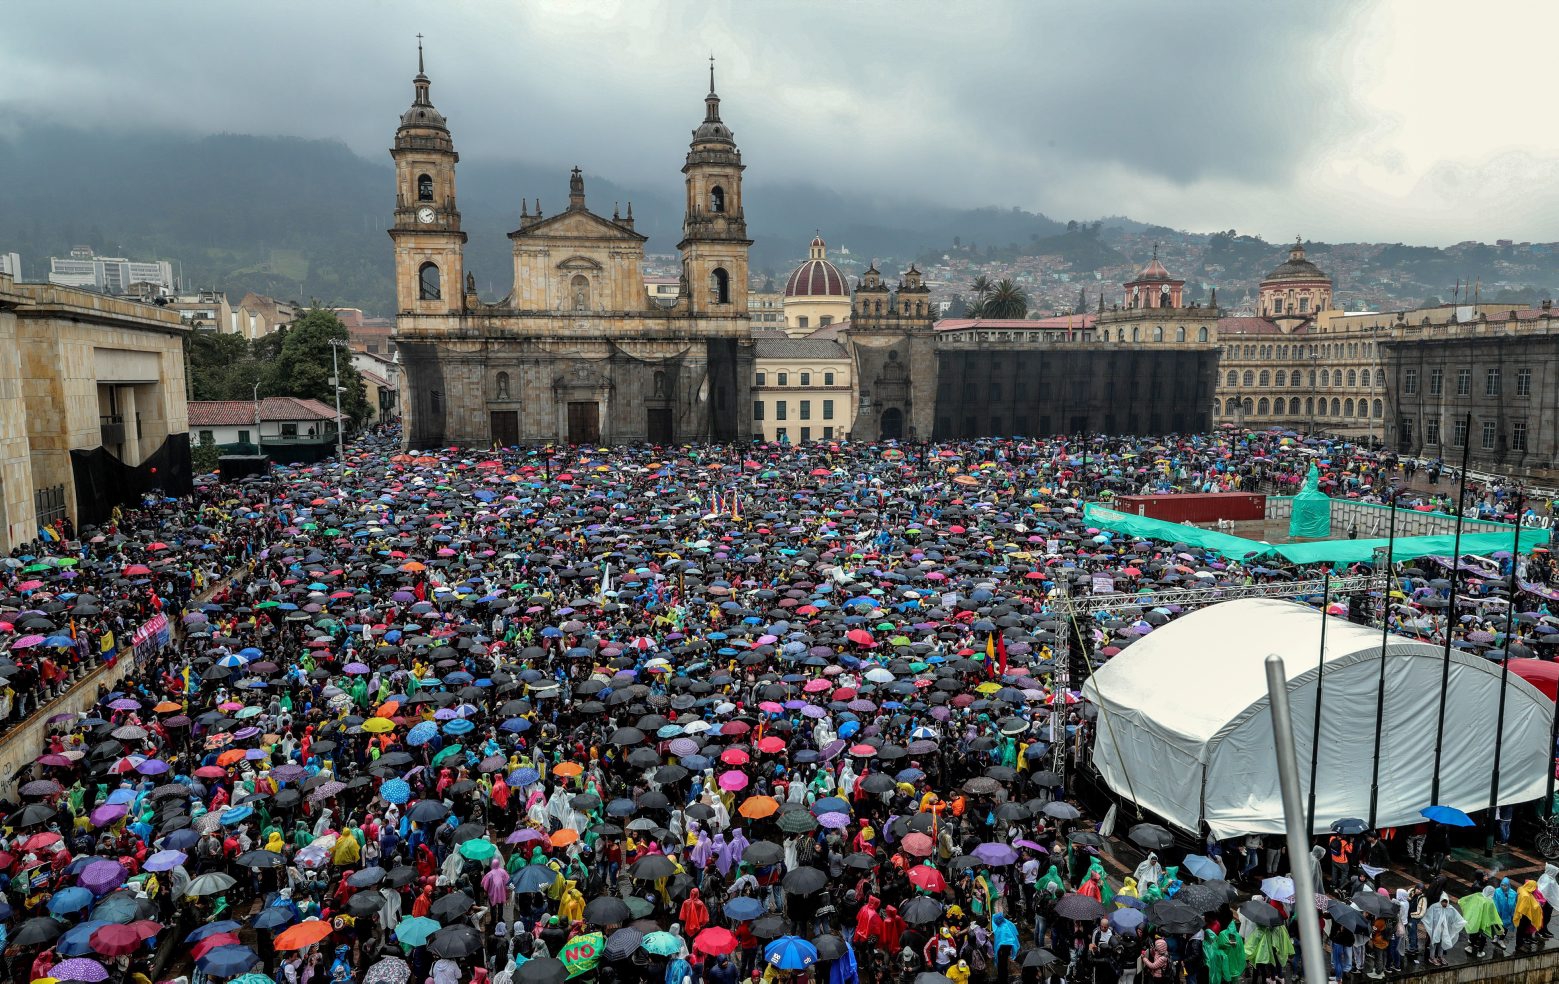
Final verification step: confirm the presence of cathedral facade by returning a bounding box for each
[390,56,754,448]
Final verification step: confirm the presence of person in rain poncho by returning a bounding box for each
[1132,851,1164,888]
[1421,893,1465,966]
[1514,880,1544,951]
[1539,863,1559,930]
[1459,885,1502,957]
[1205,924,1245,984]
[1243,922,1294,973]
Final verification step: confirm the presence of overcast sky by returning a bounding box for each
[5,0,1557,245]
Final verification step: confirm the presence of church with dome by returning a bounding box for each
[780,236,852,336]
[389,49,753,448]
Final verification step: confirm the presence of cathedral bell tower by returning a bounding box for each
[390,38,467,317]
[678,60,751,316]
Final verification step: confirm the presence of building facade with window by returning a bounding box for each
[1383,317,1559,481]
[0,274,192,550]
[391,54,753,447]
[750,335,855,443]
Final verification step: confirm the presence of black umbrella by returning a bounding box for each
[583,896,632,926]
[628,854,677,880]
[428,890,475,921]
[743,841,784,866]
[811,934,847,961]
[1239,900,1284,928]
[407,800,451,823]
[900,896,944,925]
[515,958,567,984]
[1330,817,1368,835]
[781,866,828,896]
[1327,900,1370,934]
[14,916,63,945]
[1145,900,1200,934]
[1019,949,1058,969]
[428,924,482,959]
[1052,893,1106,921]
[1351,891,1395,919]
[1127,823,1175,852]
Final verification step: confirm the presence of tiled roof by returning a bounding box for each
[1216,316,1295,335]
[754,338,849,359]
[188,397,338,427]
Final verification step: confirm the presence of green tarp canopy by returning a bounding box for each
[1082,502,1547,566]
[1288,463,1333,538]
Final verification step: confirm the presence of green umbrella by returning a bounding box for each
[458,838,497,861]
[641,931,682,957]
[432,744,464,765]
[395,916,440,947]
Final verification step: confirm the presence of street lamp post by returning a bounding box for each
[328,339,349,461]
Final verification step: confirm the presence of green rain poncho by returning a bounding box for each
[1203,926,1246,984]
[1460,887,1504,937]
[1244,925,1294,967]
[1036,865,1067,896]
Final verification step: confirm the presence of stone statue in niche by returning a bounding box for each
[653,371,666,397]
[496,371,511,400]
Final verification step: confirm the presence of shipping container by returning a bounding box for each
[1112,492,1266,524]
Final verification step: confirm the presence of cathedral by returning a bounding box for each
[390,53,754,448]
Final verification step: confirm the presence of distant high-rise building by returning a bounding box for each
[48,246,176,294]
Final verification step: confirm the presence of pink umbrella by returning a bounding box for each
[717,770,749,791]
[11,634,45,649]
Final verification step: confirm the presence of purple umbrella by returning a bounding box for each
[108,699,140,711]
[78,860,127,894]
[89,804,127,827]
[816,812,851,829]
[134,759,170,776]
[971,842,1019,866]
[344,662,371,675]
[144,850,187,872]
[53,958,109,983]
[271,764,306,783]
[668,738,699,757]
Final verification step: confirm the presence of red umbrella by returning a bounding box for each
[191,933,242,960]
[89,924,143,957]
[846,629,875,647]
[693,927,739,955]
[908,866,947,893]
[901,832,934,857]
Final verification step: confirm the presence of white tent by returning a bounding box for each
[1081,598,1553,839]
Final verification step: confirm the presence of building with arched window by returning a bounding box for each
[391,51,754,447]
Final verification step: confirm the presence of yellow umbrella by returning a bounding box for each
[362,717,396,733]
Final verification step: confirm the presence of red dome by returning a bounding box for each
[784,258,848,298]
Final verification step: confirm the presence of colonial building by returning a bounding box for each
[0,274,191,548]
[831,260,1218,441]
[1384,308,1559,481]
[750,334,856,443]
[390,52,753,447]
[781,237,851,335]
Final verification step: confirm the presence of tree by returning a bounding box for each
[1074,286,1088,314]
[191,432,222,474]
[969,275,992,300]
[981,279,1029,319]
[187,331,261,401]
[945,294,970,318]
[259,307,370,425]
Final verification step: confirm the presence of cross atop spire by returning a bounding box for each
[709,54,716,94]
[417,33,424,75]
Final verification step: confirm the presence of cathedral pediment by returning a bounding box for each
[509,209,647,243]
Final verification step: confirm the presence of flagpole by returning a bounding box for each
[1306,572,1330,837]
[1367,484,1398,828]
[1488,489,1524,851]
[1430,411,1473,804]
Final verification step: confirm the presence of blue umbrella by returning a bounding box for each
[220,805,254,826]
[723,896,765,921]
[380,778,411,804]
[49,887,94,914]
[187,921,245,943]
[199,945,260,976]
[1421,805,1475,827]
[1110,908,1146,932]
[510,767,541,787]
[764,937,819,970]
[252,907,295,931]
[442,719,474,736]
[513,864,559,894]
[406,722,439,746]
[55,921,113,957]
[1181,855,1223,881]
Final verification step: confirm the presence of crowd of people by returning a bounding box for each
[0,427,1557,984]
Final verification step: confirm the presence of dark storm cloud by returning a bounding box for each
[0,0,1382,236]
